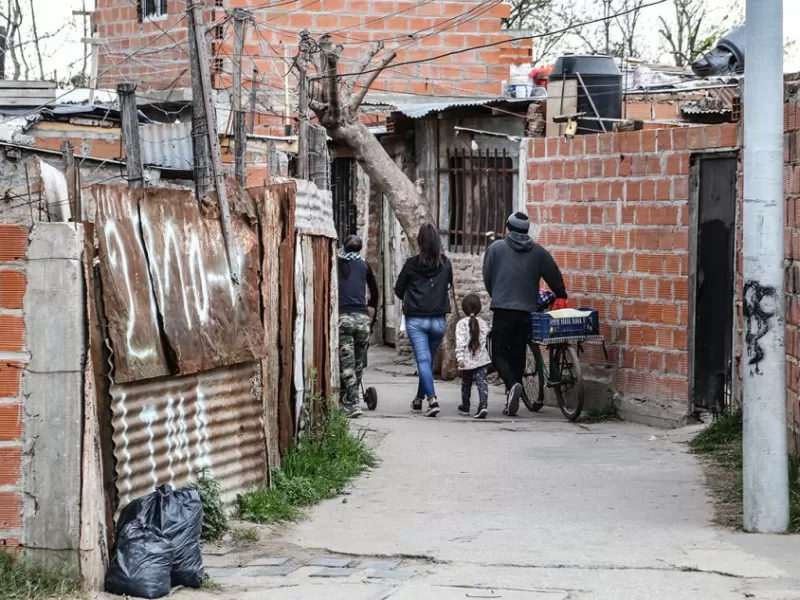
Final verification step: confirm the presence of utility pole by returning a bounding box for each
[187,3,209,202]
[186,0,238,283]
[248,67,259,135]
[232,9,249,187]
[742,0,789,533]
[296,30,311,181]
[61,140,78,220]
[117,83,144,189]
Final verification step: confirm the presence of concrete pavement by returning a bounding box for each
[165,347,800,599]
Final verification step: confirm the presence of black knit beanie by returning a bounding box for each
[507,212,530,234]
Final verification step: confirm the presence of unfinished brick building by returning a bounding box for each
[93,0,529,133]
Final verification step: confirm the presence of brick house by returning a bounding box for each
[93,0,530,135]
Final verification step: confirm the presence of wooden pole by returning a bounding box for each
[232,10,249,187]
[117,83,144,188]
[248,67,259,134]
[61,140,78,221]
[0,27,7,80]
[297,30,310,180]
[187,0,238,283]
[188,2,209,202]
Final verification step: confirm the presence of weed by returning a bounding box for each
[690,410,800,533]
[0,551,83,600]
[192,469,229,541]
[237,410,376,524]
[231,527,260,544]
[579,404,620,424]
[201,577,224,592]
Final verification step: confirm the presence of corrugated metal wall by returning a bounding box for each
[110,361,266,509]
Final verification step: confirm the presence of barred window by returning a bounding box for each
[141,0,167,20]
[444,148,516,254]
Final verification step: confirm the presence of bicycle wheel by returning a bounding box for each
[522,343,545,412]
[551,344,585,421]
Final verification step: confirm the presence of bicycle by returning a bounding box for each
[488,299,601,422]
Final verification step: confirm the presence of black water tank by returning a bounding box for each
[550,55,623,135]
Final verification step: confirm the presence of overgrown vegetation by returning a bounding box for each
[690,410,800,532]
[0,551,83,600]
[579,404,620,423]
[192,469,229,541]
[237,410,377,524]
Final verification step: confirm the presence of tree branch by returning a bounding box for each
[344,40,385,101]
[349,50,396,112]
[317,34,342,126]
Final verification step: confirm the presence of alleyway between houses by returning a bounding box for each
[117,347,800,600]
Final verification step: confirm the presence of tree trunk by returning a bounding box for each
[326,120,433,251]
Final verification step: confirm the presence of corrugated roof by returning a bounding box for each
[362,93,538,119]
[140,121,193,170]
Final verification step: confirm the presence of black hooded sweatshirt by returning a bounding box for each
[394,255,453,317]
[483,232,567,313]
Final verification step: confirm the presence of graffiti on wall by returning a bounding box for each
[93,185,265,382]
[743,280,778,376]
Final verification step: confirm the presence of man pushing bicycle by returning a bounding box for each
[483,212,569,417]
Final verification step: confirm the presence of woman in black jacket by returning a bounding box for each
[394,223,453,417]
[338,235,379,419]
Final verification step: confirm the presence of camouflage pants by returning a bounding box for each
[339,312,371,409]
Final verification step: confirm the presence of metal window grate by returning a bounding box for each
[141,0,167,19]
[331,157,357,243]
[440,148,516,254]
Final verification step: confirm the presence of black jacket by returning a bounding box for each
[483,232,567,313]
[338,259,379,314]
[394,255,453,317]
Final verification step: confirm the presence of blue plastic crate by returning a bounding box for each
[530,308,600,343]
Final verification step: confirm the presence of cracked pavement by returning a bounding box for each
[141,348,800,599]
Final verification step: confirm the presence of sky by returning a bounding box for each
[16,0,800,84]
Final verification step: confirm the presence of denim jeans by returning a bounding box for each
[406,316,446,399]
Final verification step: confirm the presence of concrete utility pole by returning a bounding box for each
[186,0,238,284]
[742,0,789,533]
[117,83,144,189]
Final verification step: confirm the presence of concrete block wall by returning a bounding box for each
[0,224,28,550]
[526,124,739,416]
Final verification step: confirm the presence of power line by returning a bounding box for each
[317,0,669,80]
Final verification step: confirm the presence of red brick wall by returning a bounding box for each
[0,224,27,550]
[526,124,739,405]
[95,0,527,103]
[785,101,800,446]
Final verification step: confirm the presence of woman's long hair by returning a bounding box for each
[338,234,363,280]
[417,223,443,270]
[462,294,482,355]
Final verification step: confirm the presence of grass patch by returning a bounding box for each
[230,527,260,544]
[237,410,377,524]
[690,410,800,532]
[192,469,229,542]
[0,551,83,600]
[201,577,224,592]
[579,404,620,424]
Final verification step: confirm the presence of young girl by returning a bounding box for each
[456,294,492,419]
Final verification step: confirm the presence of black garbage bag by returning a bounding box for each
[157,485,205,588]
[105,518,174,599]
[105,485,205,597]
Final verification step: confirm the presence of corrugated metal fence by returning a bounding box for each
[88,180,337,512]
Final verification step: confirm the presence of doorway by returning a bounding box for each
[690,154,738,414]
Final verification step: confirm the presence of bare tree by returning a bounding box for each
[568,0,646,58]
[27,0,43,79]
[658,0,742,67]
[0,0,69,81]
[504,0,578,66]
[307,35,433,249]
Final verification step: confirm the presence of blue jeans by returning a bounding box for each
[406,316,446,400]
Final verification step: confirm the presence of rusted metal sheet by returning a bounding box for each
[138,187,265,375]
[276,184,296,456]
[312,237,333,403]
[110,361,267,509]
[295,235,308,435]
[94,185,170,382]
[253,185,282,471]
